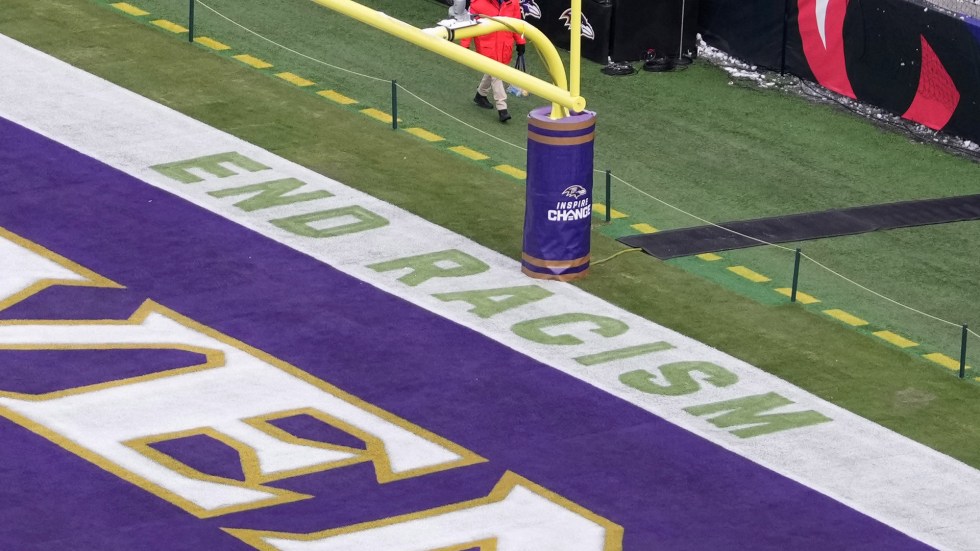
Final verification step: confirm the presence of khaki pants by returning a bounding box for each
[477,74,507,111]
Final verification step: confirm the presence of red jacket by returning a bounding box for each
[459,0,525,65]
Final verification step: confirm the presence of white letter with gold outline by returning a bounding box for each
[225,471,623,550]
[0,227,483,518]
[0,301,483,517]
[0,227,122,311]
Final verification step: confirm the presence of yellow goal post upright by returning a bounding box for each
[309,0,597,280]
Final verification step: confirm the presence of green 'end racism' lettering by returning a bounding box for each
[684,392,832,438]
[512,313,629,345]
[433,285,553,319]
[620,361,737,396]
[271,206,388,238]
[369,250,489,287]
[151,152,269,184]
[575,341,675,366]
[209,178,333,212]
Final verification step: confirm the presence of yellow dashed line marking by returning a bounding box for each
[775,288,820,304]
[317,90,358,105]
[449,146,489,161]
[727,266,771,283]
[874,330,918,349]
[823,309,868,327]
[593,203,627,219]
[193,36,230,51]
[151,19,188,33]
[112,2,148,16]
[494,165,526,180]
[360,108,399,123]
[233,54,272,69]
[405,128,445,142]
[923,352,967,371]
[106,11,973,379]
[276,72,315,87]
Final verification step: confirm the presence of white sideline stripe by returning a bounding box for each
[0,34,976,550]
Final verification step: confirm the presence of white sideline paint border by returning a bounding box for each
[0,34,977,549]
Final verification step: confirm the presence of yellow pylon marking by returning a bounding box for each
[728,265,771,283]
[405,128,445,142]
[276,72,315,87]
[775,288,820,304]
[360,108,400,124]
[494,165,527,180]
[112,3,149,16]
[873,330,918,348]
[593,203,627,219]
[923,352,967,371]
[823,309,868,327]
[152,19,188,33]
[449,146,489,161]
[193,37,230,51]
[233,54,272,69]
[317,90,358,105]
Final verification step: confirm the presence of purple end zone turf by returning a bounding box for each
[0,117,932,550]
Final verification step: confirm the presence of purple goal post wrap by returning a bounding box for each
[522,107,597,281]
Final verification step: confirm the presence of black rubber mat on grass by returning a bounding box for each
[619,194,980,259]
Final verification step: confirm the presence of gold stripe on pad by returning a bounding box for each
[522,266,589,281]
[528,131,595,146]
[522,252,591,269]
[529,117,595,132]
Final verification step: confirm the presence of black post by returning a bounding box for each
[780,0,789,75]
[960,324,968,379]
[604,170,611,223]
[391,80,398,130]
[790,248,801,302]
[188,0,195,43]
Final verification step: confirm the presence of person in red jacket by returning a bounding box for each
[459,0,526,123]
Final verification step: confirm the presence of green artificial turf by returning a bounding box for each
[92,0,980,373]
[2,0,980,469]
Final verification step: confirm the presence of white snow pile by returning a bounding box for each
[921,0,980,20]
[695,35,980,161]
